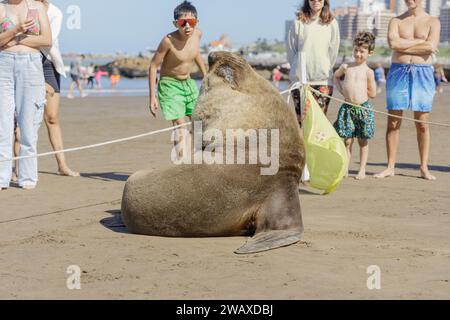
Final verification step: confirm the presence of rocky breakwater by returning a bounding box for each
[106,57,205,79]
[107,55,292,81]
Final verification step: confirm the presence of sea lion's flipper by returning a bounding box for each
[235,230,302,254]
[235,176,304,254]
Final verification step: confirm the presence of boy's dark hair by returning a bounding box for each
[353,31,376,52]
[174,1,198,20]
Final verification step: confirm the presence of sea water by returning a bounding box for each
[60,77,289,98]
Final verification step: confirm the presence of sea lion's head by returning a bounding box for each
[194,51,304,175]
[201,51,275,95]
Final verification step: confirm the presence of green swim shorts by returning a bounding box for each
[158,76,199,121]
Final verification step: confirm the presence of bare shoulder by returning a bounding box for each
[428,16,440,27]
[195,29,203,38]
[366,66,375,77]
[34,1,45,10]
[165,32,179,43]
[390,16,400,23]
[396,12,409,21]
[159,34,174,50]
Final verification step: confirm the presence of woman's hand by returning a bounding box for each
[14,19,35,35]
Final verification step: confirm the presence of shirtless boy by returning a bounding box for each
[333,32,377,180]
[148,1,207,159]
[375,0,440,181]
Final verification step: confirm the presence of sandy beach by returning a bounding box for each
[0,88,449,300]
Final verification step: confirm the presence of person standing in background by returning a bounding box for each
[286,0,340,125]
[67,53,87,99]
[36,0,79,177]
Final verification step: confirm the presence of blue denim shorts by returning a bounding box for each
[386,63,436,113]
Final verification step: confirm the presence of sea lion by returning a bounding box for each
[121,51,305,254]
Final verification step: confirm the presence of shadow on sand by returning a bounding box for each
[101,209,129,234]
[80,172,131,182]
[39,171,131,182]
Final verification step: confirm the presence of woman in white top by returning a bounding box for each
[34,0,79,177]
[286,0,340,124]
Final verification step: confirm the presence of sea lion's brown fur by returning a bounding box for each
[122,52,305,254]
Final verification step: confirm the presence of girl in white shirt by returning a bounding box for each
[286,0,340,124]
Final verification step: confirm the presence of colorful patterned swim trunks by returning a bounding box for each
[386,63,436,113]
[334,101,375,140]
[158,76,199,121]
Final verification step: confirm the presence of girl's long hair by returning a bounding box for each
[298,0,334,25]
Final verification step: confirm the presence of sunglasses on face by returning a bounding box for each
[176,18,198,28]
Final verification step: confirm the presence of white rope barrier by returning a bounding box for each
[2,82,450,163]
[281,84,450,128]
[0,123,191,163]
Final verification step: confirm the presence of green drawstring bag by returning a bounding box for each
[302,87,348,194]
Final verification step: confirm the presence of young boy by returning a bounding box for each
[333,32,377,180]
[148,1,207,159]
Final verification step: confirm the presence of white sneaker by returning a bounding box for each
[22,184,37,190]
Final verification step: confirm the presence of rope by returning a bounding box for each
[0,123,191,163]
[2,82,450,163]
[280,84,450,128]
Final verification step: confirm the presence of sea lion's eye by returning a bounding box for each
[217,65,236,87]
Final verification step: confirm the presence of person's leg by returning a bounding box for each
[312,86,333,115]
[67,80,76,98]
[44,86,79,177]
[0,54,15,190]
[291,89,302,126]
[375,110,403,178]
[75,80,86,97]
[356,139,369,180]
[172,118,190,160]
[344,138,353,177]
[16,54,46,189]
[414,112,436,180]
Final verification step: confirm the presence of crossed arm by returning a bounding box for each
[388,18,440,55]
[0,3,51,49]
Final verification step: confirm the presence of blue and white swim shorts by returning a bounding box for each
[386,63,436,113]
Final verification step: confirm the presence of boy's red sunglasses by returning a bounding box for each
[176,18,198,28]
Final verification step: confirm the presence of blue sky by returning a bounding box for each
[54,0,356,54]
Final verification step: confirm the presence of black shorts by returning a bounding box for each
[42,55,61,93]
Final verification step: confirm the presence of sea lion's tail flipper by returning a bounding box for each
[235,230,302,254]
[235,176,304,254]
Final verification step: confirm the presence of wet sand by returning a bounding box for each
[0,89,449,299]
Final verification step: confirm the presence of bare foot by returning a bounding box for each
[355,171,366,180]
[57,168,80,177]
[420,169,436,181]
[374,169,395,179]
[11,171,18,183]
